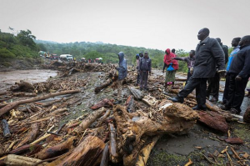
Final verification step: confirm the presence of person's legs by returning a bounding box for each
[196,78,207,108]
[231,77,249,113]
[116,80,123,103]
[178,77,201,98]
[140,71,144,90]
[225,73,237,108]
[210,72,220,101]
[186,69,191,84]
[223,74,230,104]
[144,71,148,90]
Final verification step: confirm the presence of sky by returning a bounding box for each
[0,0,250,51]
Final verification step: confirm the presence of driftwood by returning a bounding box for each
[10,80,34,92]
[243,106,250,123]
[4,154,47,166]
[12,92,37,97]
[48,136,105,166]
[95,79,113,93]
[128,86,144,100]
[135,135,162,166]
[113,103,199,162]
[100,144,109,166]
[125,95,135,113]
[16,123,39,148]
[0,89,80,117]
[90,99,114,110]
[36,136,76,159]
[91,109,111,128]
[73,107,106,134]
[1,119,11,137]
[109,123,118,163]
[3,144,42,157]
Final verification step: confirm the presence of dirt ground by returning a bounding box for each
[1,68,250,166]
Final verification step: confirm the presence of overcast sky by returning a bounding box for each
[0,0,250,51]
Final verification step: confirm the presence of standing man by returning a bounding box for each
[139,52,151,91]
[222,37,241,105]
[222,35,250,114]
[135,54,140,86]
[207,38,228,102]
[173,50,195,84]
[115,51,127,104]
[169,28,225,110]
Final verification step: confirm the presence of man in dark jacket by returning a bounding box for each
[169,28,225,110]
[207,38,228,102]
[139,52,151,91]
[223,35,250,114]
[115,51,127,104]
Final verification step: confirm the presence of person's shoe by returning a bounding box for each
[114,100,122,105]
[192,105,207,110]
[169,96,184,103]
[230,108,241,114]
[220,105,230,110]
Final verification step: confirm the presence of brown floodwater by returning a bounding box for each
[0,69,58,91]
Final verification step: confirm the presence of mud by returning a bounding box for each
[0,69,58,91]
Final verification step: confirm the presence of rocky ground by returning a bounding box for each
[0,61,250,166]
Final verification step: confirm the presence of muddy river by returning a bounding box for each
[0,69,58,91]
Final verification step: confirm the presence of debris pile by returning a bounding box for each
[0,62,248,166]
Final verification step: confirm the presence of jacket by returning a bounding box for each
[226,46,240,71]
[192,37,225,78]
[117,52,127,80]
[163,49,179,70]
[174,56,195,69]
[228,45,250,78]
[139,57,151,72]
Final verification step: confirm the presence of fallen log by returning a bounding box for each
[90,99,113,110]
[95,79,113,93]
[113,103,199,162]
[1,119,11,137]
[0,89,80,117]
[109,123,118,163]
[35,136,76,159]
[48,136,105,166]
[100,144,109,166]
[10,80,34,92]
[73,107,106,134]
[243,106,250,123]
[135,135,161,166]
[198,111,229,133]
[128,86,143,100]
[16,123,40,148]
[169,89,195,99]
[126,95,135,113]
[12,92,37,97]
[1,144,42,157]
[91,109,111,128]
[4,154,47,166]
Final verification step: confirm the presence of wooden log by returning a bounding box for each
[125,95,135,113]
[113,103,199,160]
[4,154,47,166]
[1,144,42,157]
[1,119,11,137]
[169,89,195,99]
[48,136,105,166]
[109,123,118,163]
[16,123,39,148]
[12,92,37,97]
[35,136,76,159]
[91,109,111,128]
[73,107,106,134]
[90,99,113,110]
[135,135,161,166]
[10,80,34,92]
[94,79,113,93]
[100,144,109,166]
[0,89,80,117]
[128,86,143,100]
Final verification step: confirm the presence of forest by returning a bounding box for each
[0,29,190,72]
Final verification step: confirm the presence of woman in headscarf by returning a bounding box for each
[162,48,179,92]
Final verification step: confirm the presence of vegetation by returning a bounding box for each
[0,29,190,72]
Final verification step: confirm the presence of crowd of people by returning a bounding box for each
[115,28,250,115]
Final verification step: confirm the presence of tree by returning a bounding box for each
[16,30,37,50]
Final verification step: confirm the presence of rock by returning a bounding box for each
[225,138,244,144]
[198,111,229,133]
[243,106,250,123]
